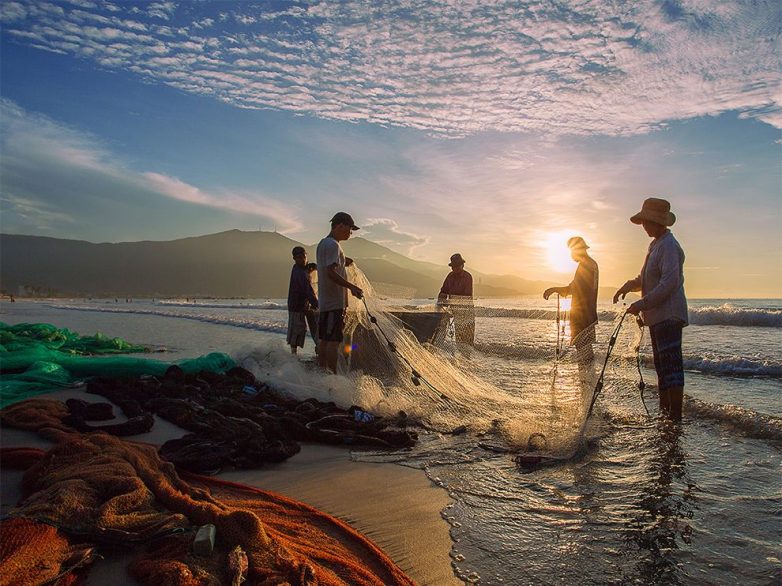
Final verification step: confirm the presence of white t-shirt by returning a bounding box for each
[316,235,348,311]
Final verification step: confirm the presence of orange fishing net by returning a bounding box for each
[1,432,414,586]
[0,517,95,586]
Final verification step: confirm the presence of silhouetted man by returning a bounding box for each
[438,253,475,346]
[287,246,318,355]
[544,236,599,360]
[614,198,688,421]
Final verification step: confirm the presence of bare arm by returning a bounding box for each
[327,264,362,298]
[613,273,642,303]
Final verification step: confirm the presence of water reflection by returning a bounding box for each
[624,422,697,584]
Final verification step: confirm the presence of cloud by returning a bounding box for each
[141,173,302,233]
[0,99,302,236]
[1,0,779,136]
[360,218,430,257]
[1,194,76,231]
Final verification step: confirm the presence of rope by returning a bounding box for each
[360,297,451,402]
[555,294,562,359]
[635,317,650,416]
[587,309,629,418]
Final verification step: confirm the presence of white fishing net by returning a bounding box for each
[333,265,646,457]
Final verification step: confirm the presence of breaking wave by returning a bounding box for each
[472,304,781,327]
[156,300,286,310]
[48,304,287,334]
[685,396,782,441]
[636,354,782,378]
[687,305,782,327]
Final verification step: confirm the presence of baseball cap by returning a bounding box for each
[330,212,360,231]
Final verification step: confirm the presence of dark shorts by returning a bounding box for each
[649,319,685,392]
[318,309,345,343]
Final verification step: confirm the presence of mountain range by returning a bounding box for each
[1,230,595,299]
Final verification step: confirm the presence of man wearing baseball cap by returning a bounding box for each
[543,236,599,358]
[614,197,688,421]
[316,212,363,372]
[437,253,475,347]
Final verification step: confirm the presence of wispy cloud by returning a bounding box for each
[2,0,779,136]
[141,172,302,233]
[0,98,302,235]
[361,218,431,257]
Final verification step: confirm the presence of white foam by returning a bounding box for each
[48,304,287,334]
[685,396,782,440]
[688,304,782,327]
[157,300,285,310]
[637,353,782,378]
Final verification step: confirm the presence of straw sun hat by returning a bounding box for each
[630,197,676,226]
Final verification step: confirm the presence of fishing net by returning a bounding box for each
[308,266,646,458]
[1,435,414,586]
[0,322,236,408]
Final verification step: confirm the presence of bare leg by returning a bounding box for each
[659,388,671,417]
[668,386,683,421]
[318,340,327,368]
[321,340,340,373]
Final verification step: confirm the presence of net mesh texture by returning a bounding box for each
[324,266,645,458]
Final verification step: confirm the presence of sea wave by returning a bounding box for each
[469,304,782,327]
[688,305,782,327]
[474,342,554,360]
[156,300,286,310]
[629,353,782,379]
[636,354,782,378]
[48,304,287,334]
[685,396,782,441]
[473,307,619,321]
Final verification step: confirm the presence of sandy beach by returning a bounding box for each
[1,388,459,586]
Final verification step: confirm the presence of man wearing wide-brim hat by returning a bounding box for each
[614,197,688,421]
[543,236,599,357]
[437,253,475,347]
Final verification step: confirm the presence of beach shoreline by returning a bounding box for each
[0,387,460,586]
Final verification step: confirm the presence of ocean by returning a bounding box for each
[2,295,780,585]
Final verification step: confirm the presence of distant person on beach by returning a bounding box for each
[543,237,599,360]
[438,253,475,346]
[613,198,688,421]
[287,246,319,355]
[317,212,363,372]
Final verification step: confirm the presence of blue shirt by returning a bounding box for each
[287,264,318,312]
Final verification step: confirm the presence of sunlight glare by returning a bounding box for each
[545,230,577,274]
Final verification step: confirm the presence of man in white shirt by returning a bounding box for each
[614,198,688,421]
[316,212,364,373]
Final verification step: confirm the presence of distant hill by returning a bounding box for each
[1,230,572,298]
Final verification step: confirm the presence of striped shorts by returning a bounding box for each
[649,319,685,392]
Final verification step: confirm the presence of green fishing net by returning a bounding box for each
[0,322,236,408]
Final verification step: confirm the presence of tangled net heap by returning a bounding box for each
[0,433,414,586]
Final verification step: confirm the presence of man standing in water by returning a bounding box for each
[316,212,363,373]
[286,246,318,355]
[614,198,688,421]
[543,236,599,361]
[438,253,475,347]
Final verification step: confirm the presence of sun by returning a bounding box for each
[544,230,578,274]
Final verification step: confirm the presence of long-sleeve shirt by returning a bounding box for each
[438,270,473,306]
[287,264,318,312]
[627,230,688,327]
[563,257,599,332]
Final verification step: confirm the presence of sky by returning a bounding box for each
[0,0,780,297]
